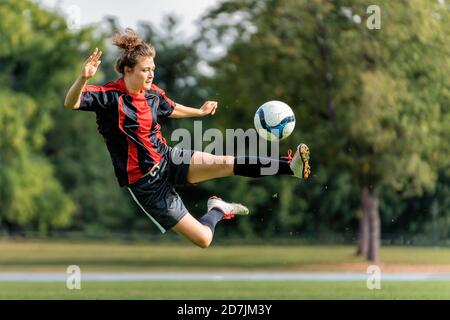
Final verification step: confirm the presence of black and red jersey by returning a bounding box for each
[78,78,176,186]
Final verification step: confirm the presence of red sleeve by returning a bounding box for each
[152,84,176,117]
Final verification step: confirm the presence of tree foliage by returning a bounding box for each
[197,0,450,254]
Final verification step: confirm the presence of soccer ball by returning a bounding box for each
[254,101,296,141]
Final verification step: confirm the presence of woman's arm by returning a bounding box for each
[64,76,89,109]
[64,48,102,109]
[169,101,218,118]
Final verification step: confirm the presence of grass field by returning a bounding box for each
[2,240,450,272]
[1,281,449,299]
[1,240,450,299]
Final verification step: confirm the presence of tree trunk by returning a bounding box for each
[361,186,381,262]
[356,206,369,257]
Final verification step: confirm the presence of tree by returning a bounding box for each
[198,0,449,259]
[0,88,74,236]
[0,0,99,235]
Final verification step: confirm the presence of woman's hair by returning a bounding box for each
[112,28,156,74]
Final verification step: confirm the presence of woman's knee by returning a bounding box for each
[195,235,212,249]
[172,214,212,248]
[192,228,212,248]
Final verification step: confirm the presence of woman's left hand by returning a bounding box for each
[200,101,218,116]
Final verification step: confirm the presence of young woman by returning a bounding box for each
[64,29,310,248]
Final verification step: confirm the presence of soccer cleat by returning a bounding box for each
[207,196,249,219]
[283,143,311,180]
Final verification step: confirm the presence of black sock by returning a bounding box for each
[199,208,224,236]
[233,156,293,177]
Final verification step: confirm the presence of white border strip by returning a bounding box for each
[127,188,166,234]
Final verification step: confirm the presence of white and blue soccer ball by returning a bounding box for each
[254,100,296,141]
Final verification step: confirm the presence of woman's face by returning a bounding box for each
[125,56,155,92]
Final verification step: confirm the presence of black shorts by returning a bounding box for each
[127,147,195,233]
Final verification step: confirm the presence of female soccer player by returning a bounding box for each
[64,29,310,248]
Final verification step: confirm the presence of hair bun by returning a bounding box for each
[113,28,142,52]
[112,28,156,74]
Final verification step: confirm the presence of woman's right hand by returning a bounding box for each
[82,48,102,79]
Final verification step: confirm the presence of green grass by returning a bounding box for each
[2,240,450,299]
[0,281,449,299]
[1,240,450,272]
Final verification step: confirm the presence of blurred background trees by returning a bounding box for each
[198,0,449,261]
[0,0,448,261]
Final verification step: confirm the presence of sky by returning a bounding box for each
[37,0,221,37]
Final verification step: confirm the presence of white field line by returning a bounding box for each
[1,272,450,282]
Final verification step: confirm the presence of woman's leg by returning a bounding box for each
[186,152,235,184]
[171,212,214,248]
[171,198,249,248]
[172,206,230,248]
[186,151,295,184]
[187,144,310,183]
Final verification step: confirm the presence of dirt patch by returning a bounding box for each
[291,263,450,273]
[3,263,450,274]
